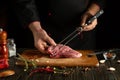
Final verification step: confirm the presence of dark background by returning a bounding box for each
[0,0,120,50]
[96,0,120,50]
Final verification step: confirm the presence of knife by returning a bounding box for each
[87,48,120,56]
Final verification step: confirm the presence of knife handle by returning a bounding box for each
[85,9,104,25]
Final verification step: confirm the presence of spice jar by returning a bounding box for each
[0,28,9,69]
[7,38,16,57]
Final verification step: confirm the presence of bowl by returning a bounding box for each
[103,52,116,60]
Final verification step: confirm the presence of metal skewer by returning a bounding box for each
[63,27,83,45]
[59,27,83,44]
[59,10,104,45]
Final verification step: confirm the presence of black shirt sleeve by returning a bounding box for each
[14,0,105,28]
[14,0,40,28]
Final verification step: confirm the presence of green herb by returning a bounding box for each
[17,53,37,71]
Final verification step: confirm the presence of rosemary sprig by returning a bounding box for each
[17,53,37,71]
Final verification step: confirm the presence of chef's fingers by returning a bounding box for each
[81,15,88,27]
[34,41,48,53]
[82,19,97,31]
[81,12,93,26]
[46,36,57,46]
[36,38,56,54]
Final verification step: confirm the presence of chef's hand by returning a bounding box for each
[29,21,57,53]
[80,3,101,31]
[80,12,97,31]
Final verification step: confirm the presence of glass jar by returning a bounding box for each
[7,38,16,57]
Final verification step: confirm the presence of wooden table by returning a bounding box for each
[0,49,120,80]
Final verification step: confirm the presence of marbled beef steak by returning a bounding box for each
[47,44,82,58]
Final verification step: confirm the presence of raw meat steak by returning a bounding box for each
[47,44,82,58]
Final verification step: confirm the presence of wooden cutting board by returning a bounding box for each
[16,49,99,67]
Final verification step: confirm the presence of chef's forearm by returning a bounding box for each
[28,21,43,33]
[15,0,40,28]
[86,3,100,16]
[86,0,105,16]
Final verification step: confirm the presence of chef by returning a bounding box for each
[8,0,105,53]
